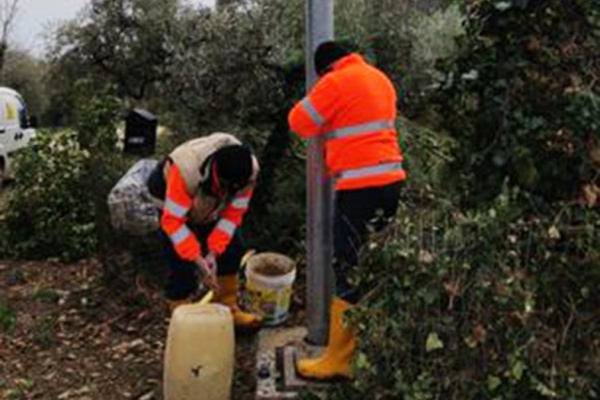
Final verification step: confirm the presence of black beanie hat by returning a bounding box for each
[213,144,253,190]
[314,41,350,76]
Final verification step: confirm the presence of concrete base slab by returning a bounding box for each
[255,326,328,399]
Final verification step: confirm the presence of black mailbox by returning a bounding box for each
[124,108,158,155]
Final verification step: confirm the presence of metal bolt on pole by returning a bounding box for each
[305,0,334,345]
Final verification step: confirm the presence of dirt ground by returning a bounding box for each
[0,259,259,400]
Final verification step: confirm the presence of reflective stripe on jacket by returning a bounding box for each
[288,53,406,190]
[207,189,252,255]
[160,134,254,261]
[161,164,200,261]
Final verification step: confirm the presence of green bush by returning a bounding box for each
[0,301,15,333]
[0,91,124,262]
[245,147,306,254]
[407,4,465,90]
[397,116,455,191]
[0,130,97,260]
[320,190,600,399]
[427,0,600,207]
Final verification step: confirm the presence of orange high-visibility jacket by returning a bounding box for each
[160,134,254,262]
[288,53,406,191]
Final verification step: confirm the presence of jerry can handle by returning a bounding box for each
[240,249,256,269]
[199,290,214,305]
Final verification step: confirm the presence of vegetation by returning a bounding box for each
[0,88,123,262]
[428,0,600,207]
[312,192,600,399]
[2,49,48,120]
[0,0,598,398]
[0,301,15,333]
[314,0,600,398]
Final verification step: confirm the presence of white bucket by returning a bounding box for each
[244,252,296,326]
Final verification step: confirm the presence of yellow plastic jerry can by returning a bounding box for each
[164,293,234,400]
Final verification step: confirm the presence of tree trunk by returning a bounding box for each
[0,41,7,76]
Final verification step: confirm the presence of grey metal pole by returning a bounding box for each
[305,0,334,345]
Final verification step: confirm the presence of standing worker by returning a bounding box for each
[288,41,407,379]
[147,132,262,328]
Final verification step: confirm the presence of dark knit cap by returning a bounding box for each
[213,144,253,190]
[314,41,350,76]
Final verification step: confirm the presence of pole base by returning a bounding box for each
[255,326,329,399]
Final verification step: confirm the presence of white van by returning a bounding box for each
[0,87,36,184]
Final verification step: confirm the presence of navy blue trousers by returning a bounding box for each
[333,181,403,303]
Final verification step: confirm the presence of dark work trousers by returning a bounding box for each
[158,220,246,301]
[334,180,403,303]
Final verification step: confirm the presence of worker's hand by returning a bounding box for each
[195,256,219,292]
[204,252,219,294]
[205,252,218,275]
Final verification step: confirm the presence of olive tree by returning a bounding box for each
[2,48,48,120]
[48,0,178,100]
[0,0,18,74]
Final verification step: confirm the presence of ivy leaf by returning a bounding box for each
[488,375,501,391]
[548,226,561,240]
[511,360,524,381]
[535,380,558,397]
[494,1,512,11]
[355,352,371,372]
[426,332,444,352]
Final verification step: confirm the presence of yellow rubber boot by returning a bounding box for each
[215,275,263,328]
[297,297,356,380]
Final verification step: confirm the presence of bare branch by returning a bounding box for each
[0,0,18,74]
[1,0,19,42]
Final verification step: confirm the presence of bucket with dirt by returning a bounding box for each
[244,252,296,326]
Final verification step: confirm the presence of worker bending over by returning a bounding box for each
[289,41,407,380]
[147,132,262,328]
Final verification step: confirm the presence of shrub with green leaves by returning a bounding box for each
[320,191,600,399]
[0,91,123,262]
[428,0,600,207]
[0,130,96,261]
